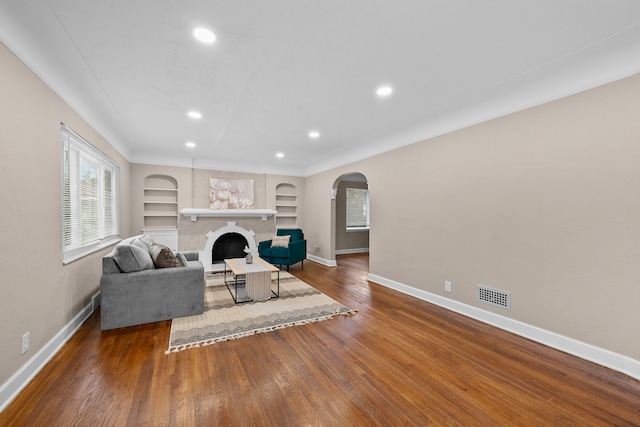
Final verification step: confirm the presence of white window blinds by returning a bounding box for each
[61,124,120,264]
[346,188,370,230]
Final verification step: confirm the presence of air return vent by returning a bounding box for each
[477,285,511,310]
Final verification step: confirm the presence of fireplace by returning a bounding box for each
[199,222,260,272]
[212,232,248,264]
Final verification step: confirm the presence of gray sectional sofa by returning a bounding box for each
[100,234,205,330]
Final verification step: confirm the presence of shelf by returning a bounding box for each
[144,187,178,192]
[144,201,178,204]
[144,213,178,217]
[181,208,277,222]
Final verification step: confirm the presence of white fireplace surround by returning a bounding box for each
[199,222,259,272]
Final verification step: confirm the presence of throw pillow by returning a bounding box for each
[150,243,180,268]
[113,244,155,273]
[176,252,189,267]
[270,235,290,248]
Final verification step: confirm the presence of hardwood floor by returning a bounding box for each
[3,253,640,426]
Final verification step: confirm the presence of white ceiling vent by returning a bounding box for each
[477,285,511,310]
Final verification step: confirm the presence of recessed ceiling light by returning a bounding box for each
[193,27,216,44]
[308,131,320,139]
[185,141,196,148]
[376,86,393,97]
[187,111,202,119]
[276,152,285,158]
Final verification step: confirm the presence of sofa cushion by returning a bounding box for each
[118,236,137,246]
[130,238,149,253]
[271,235,290,248]
[113,244,155,273]
[138,234,155,250]
[261,246,289,259]
[150,243,180,268]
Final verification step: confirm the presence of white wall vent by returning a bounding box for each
[477,285,511,310]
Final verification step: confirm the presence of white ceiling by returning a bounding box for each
[2,1,640,176]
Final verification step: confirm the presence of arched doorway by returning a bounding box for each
[331,172,369,269]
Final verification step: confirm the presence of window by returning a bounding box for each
[346,187,370,231]
[61,124,120,264]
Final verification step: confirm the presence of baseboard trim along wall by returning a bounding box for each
[335,248,370,255]
[0,293,99,412]
[367,273,640,382]
[307,254,337,267]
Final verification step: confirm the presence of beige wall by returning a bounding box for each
[305,175,334,259]
[0,43,131,384]
[305,73,640,361]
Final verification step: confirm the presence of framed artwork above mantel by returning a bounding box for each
[210,178,254,210]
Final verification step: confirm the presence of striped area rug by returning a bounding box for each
[166,271,356,353]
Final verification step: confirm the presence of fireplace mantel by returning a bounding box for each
[181,208,277,222]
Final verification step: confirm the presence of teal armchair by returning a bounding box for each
[258,228,306,270]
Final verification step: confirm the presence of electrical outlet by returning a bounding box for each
[21,332,29,355]
[445,281,452,293]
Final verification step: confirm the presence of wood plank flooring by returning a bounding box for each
[2,254,640,426]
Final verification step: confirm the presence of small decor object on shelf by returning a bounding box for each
[244,246,253,264]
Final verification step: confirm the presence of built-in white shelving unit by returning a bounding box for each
[143,175,178,229]
[275,183,297,228]
[142,175,179,249]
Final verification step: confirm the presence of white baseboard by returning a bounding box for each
[306,254,337,267]
[367,273,640,381]
[335,248,369,255]
[0,295,98,412]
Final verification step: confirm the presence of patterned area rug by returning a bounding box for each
[166,271,356,353]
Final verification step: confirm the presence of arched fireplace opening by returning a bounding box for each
[212,232,249,264]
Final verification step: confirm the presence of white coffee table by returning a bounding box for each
[224,257,280,303]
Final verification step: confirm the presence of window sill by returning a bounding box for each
[63,235,121,265]
[346,227,370,232]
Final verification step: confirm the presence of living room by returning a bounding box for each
[2,2,640,423]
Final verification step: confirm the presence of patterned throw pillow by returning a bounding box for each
[270,235,291,248]
[150,243,180,268]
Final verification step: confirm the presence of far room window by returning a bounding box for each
[61,124,120,264]
[346,187,370,231]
